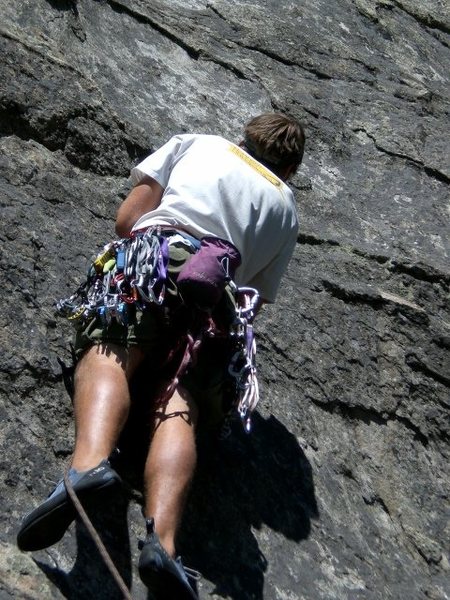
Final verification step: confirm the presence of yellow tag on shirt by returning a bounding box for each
[229,145,282,187]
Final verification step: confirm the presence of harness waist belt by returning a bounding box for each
[160,229,201,250]
[134,227,201,251]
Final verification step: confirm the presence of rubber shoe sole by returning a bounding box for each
[138,520,199,600]
[17,459,121,552]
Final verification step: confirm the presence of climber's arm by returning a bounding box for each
[115,175,164,238]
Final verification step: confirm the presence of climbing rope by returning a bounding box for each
[63,465,133,600]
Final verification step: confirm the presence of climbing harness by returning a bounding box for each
[56,228,260,430]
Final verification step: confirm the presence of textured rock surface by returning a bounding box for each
[1,1,449,599]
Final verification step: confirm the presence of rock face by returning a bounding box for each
[1,1,449,599]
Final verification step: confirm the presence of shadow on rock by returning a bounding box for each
[116,366,318,600]
[180,412,319,600]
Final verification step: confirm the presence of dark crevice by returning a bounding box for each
[394,415,431,447]
[0,97,146,176]
[1,28,82,75]
[377,497,391,517]
[322,280,385,309]
[309,398,429,447]
[206,3,230,24]
[297,233,449,290]
[199,53,250,81]
[423,165,450,184]
[237,42,380,87]
[259,338,304,381]
[45,0,85,40]
[31,236,43,301]
[351,247,391,265]
[123,138,154,166]
[85,207,113,221]
[433,335,450,351]
[105,0,250,81]
[313,241,388,268]
[352,127,450,185]
[236,42,296,68]
[363,494,392,518]
[432,29,450,49]
[374,137,449,185]
[209,1,374,82]
[0,102,70,153]
[388,260,450,288]
[392,0,450,35]
[1,102,73,161]
[0,102,32,141]
[238,42,333,80]
[297,233,340,247]
[406,352,450,389]
[45,0,79,14]
[301,106,321,119]
[106,0,201,60]
[274,365,298,381]
[321,279,430,325]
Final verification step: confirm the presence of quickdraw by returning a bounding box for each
[56,228,169,324]
[228,286,260,432]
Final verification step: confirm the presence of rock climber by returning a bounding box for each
[17,112,305,599]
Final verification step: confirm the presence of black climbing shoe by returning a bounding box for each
[138,518,200,600]
[17,459,121,552]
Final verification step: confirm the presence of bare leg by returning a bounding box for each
[71,343,144,471]
[144,385,198,557]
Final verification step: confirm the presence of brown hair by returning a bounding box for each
[244,113,305,174]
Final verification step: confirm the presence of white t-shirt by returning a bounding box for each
[131,134,298,302]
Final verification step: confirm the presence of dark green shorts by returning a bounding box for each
[73,241,236,429]
[73,242,193,356]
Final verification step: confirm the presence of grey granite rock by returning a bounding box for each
[1,0,449,599]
